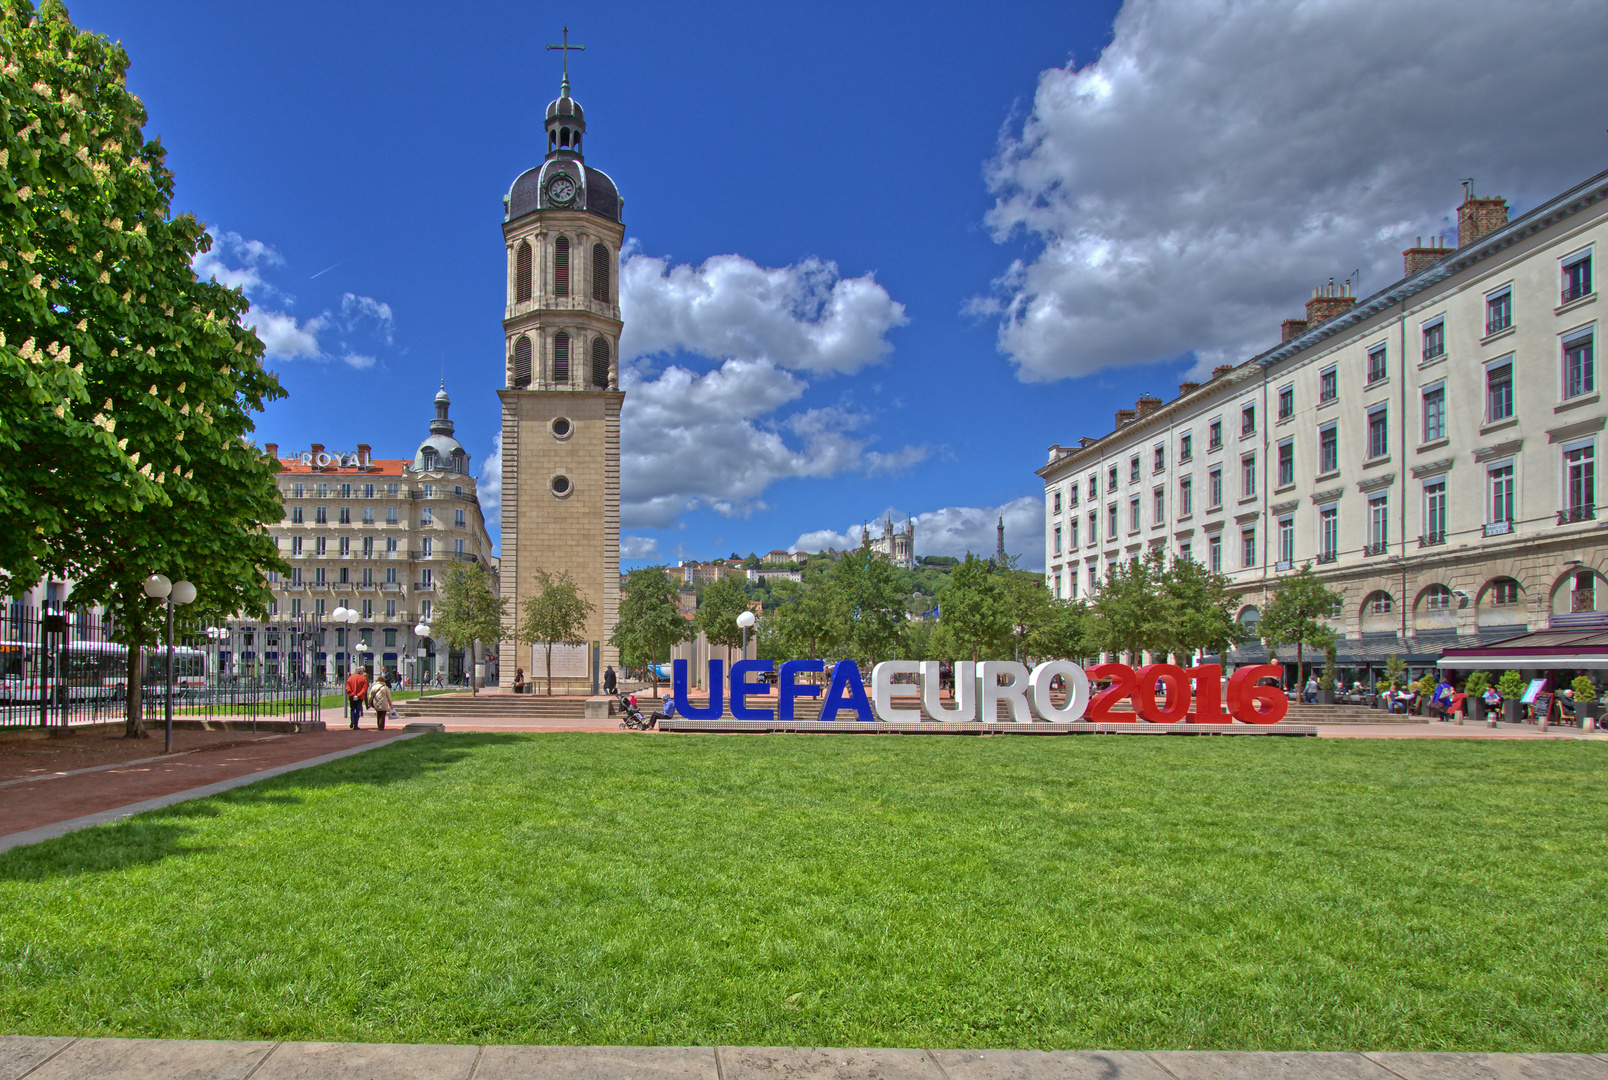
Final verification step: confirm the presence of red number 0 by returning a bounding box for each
[1087,663,1138,722]
[1133,664,1190,723]
[1226,664,1289,724]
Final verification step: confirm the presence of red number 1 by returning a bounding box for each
[1185,664,1226,723]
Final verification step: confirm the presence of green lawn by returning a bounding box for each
[0,734,1604,1050]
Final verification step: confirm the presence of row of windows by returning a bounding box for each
[510,331,612,389]
[286,505,468,527]
[282,598,432,621]
[513,237,612,304]
[1052,443,1596,562]
[282,482,467,500]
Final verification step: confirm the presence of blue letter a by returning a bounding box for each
[673,659,724,720]
[821,661,874,722]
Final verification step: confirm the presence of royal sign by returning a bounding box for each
[671,659,1289,725]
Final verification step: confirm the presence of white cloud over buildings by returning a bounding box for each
[792,496,1048,570]
[976,0,1608,381]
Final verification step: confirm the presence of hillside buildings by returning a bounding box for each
[1039,170,1607,678]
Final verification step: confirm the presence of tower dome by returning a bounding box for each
[504,36,622,224]
[412,381,468,474]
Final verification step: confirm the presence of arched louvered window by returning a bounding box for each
[515,242,532,303]
[554,236,570,298]
[591,336,610,388]
[592,243,610,303]
[512,335,532,387]
[553,332,570,383]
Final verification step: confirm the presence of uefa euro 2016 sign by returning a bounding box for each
[671,659,1289,724]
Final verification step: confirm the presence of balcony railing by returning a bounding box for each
[1484,520,1514,537]
[1558,505,1597,525]
[1563,280,1592,304]
[1485,315,1512,336]
[381,582,402,592]
[414,583,436,592]
[1364,541,1390,556]
[1315,550,1338,564]
[1422,344,1444,361]
[1418,532,1446,547]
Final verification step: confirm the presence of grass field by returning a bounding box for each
[0,734,1604,1050]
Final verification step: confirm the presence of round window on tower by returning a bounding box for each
[550,416,573,441]
[550,474,573,498]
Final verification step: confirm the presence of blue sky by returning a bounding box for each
[70,0,1608,570]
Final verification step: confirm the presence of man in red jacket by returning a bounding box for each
[345,667,369,730]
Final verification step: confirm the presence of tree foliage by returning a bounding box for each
[1258,564,1343,688]
[1086,550,1242,663]
[695,576,751,656]
[519,567,594,695]
[825,538,907,665]
[609,566,690,692]
[2,2,287,734]
[937,554,1011,662]
[430,561,506,695]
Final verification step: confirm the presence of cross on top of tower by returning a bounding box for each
[546,27,585,97]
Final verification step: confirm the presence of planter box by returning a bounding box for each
[1467,697,1485,724]
[1503,699,1522,724]
[1318,688,1335,705]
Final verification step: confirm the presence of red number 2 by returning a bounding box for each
[1087,663,1138,722]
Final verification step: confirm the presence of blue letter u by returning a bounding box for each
[673,658,724,720]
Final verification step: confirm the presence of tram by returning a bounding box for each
[0,640,208,701]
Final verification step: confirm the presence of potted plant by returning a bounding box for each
[1316,638,1337,705]
[1571,675,1598,730]
[1463,671,1488,724]
[1497,670,1525,725]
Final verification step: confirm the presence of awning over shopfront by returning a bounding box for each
[1438,627,1608,670]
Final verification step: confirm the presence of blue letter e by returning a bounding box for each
[673,658,724,720]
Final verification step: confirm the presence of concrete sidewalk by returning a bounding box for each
[2,1038,1605,1079]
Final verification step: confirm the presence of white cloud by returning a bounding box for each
[620,359,927,529]
[478,445,502,531]
[249,310,324,360]
[792,497,1048,570]
[977,0,1608,381]
[621,535,660,560]
[193,230,284,300]
[620,253,908,374]
[340,293,394,346]
[340,353,376,370]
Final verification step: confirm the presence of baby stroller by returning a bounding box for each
[619,694,655,730]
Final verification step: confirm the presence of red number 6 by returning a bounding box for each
[1226,664,1288,724]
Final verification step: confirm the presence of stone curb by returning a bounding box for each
[0,733,419,855]
[2,1039,1606,1080]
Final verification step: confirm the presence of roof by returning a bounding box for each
[1438,625,1608,669]
[277,458,410,476]
[506,161,621,223]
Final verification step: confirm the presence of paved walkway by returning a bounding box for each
[1,1038,1604,1079]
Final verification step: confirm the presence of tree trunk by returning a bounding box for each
[124,639,148,739]
[1296,641,1304,698]
[545,644,553,695]
[650,640,660,694]
[470,641,478,695]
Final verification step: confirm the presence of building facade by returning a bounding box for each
[1039,171,1607,676]
[497,63,624,689]
[868,516,916,571]
[265,385,495,683]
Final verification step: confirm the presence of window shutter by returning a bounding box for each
[554,236,570,297]
[553,332,570,383]
[515,241,532,302]
[592,242,610,302]
[591,336,610,388]
[512,335,532,387]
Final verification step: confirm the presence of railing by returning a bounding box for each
[1558,505,1597,525]
[1563,280,1592,304]
[382,582,402,591]
[1418,532,1446,547]
[1422,343,1444,361]
[358,582,377,590]
[1365,541,1390,556]
[1315,550,1338,564]
[414,583,436,592]
[1484,520,1514,537]
[1485,315,1511,335]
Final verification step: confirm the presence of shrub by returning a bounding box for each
[1497,670,1525,699]
[1463,671,1488,698]
[1571,675,1597,703]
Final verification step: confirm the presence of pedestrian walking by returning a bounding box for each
[1303,675,1319,703]
[369,673,393,731]
[513,667,526,695]
[345,667,369,729]
[603,665,617,695]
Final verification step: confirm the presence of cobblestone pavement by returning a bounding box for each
[1,1038,1605,1080]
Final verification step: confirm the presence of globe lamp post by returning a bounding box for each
[736,609,756,660]
[143,574,195,754]
[414,621,432,696]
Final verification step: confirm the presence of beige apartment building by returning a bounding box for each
[264,385,496,683]
[1039,170,1606,679]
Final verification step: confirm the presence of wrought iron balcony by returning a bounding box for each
[1557,505,1597,525]
[1364,541,1390,556]
[1485,315,1511,336]
[1418,532,1446,548]
[1563,280,1592,304]
[1315,550,1338,564]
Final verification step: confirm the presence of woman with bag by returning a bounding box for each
[369,673,394,731]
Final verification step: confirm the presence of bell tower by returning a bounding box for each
[497,33,624,689]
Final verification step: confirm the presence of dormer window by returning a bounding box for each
[422,450,438,472]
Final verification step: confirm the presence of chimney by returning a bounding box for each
[1114,407,1136,429]
[264,442,278,459]
[1178,380,1200,396]
[1211,364,1233,379]
[1305,279,1356,326]
[1281,319,1308,342]
[1402,235,1446,278]
[1135,394,1163,419]
[1457,182,1508,247]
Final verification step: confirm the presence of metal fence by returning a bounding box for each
[0,605,324,730]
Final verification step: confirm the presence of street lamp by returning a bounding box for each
[143,574,195,754]
[205,626,227,688]
[414,620,431,696]
[736,609,756,659]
